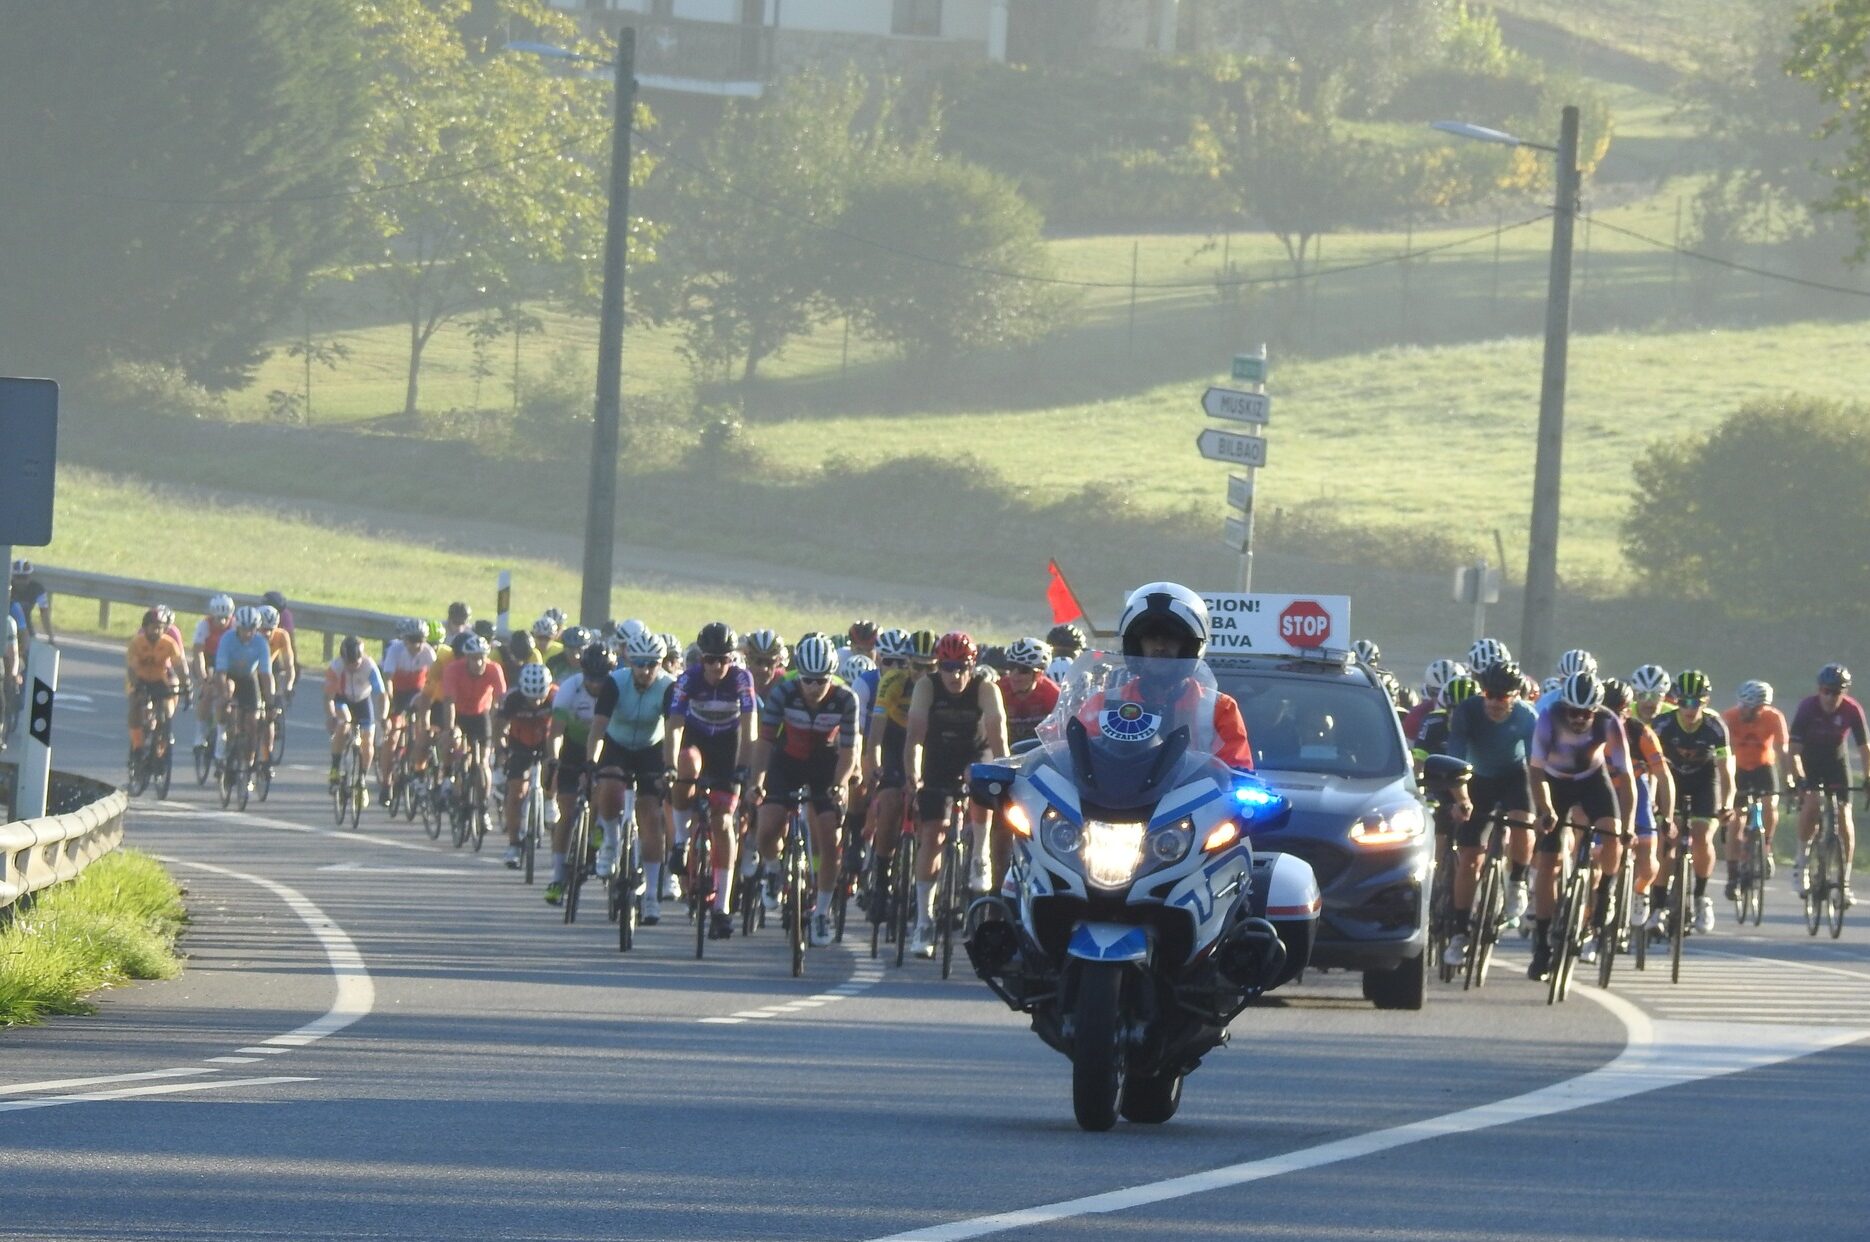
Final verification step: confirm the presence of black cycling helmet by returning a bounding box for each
[339,635,363,662]
[507,631,535,661]
[579,643,614,678]
[263,590,287,610]
[696,621,736,658]
[1047,622,1086,656]
[448,630,474,656]
[848,619,878,644]
[1478,660,1521,697]
[1819,662,1852,691]
[1600,676,1630,714]
[472,618,497,640]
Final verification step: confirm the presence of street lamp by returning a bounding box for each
[1434,105,1581,678]
[508,31,638,629]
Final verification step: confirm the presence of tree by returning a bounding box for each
[832,160,1075,362]
[0,0,372,388]
[1750,1,1869,260]
[353,0,651,416]
[1622,397,1870,622]
[1242,0,1448,117]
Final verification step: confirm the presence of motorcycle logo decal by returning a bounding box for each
[1099,702,1161,742]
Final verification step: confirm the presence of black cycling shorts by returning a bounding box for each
[555,742,590,796]
[764,750,844,815]
[1457,767,1532,849]
[332,696,375,730]
[876,721,908,789]
[683,728,739,784]
[1672,766,1719,819]
[458,713,491,746]
[503,742,550,781]
[915,769,973,824]
[390,688,420,718]
[226,671,267,713]
[1802,754,1849,794]
[597,739,668,797]
[1735,766,1777,801]
[1540,769,1617,852]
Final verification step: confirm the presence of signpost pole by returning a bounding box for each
[496,570,512,638]
[18,642,57,819]
[1471,557,1488,643]
[1238,344,1266,591]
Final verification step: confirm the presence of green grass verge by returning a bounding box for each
[0,849,187,1027]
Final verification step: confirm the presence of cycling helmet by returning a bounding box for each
[1737,680,1772,709]
[1630,664,1671,696]
[425,620,444,646]
[397,617,424,640]
[1520,673,1541,700]
[141,607,164,628]
[9,558,31,576]
[513,662,549,698]
[1117,581,1208,660]
[1005,637,1050,670]
[560,625,590,654]
[1395,685,1419,711]
[1422,658,1467,699]
[907,629,938,662]
[934,631,978,665]
[793,634,836,677]
[684,641,703,666]
[233,605,261,630]
[531,615,558,641]
[1818,663,1852,691]
[544,607,567,627]
[1600,677,1630,713]
[1557,648,1597,678]
[1558,671,1603,712]
[257,605,279,631]
[1540,676,1563,699]
[263,590,286,610]
[743,628,785,661]
[447,631,473,655]
[614,618,648,645]
[696,622,736,658]
[1439,676,1479,709]
[1352,639,1382,667]
[507,631,535,662]
[877,628,912,660]
[579,643,614,678]
[463,635,493,657]
[660,633,682,665]
[1047,623,1086,656]
[1466,637,1510,674]
[1047,655,1075,681]
[1478,661,1521,697]
[839,650,875,680]
[848,619,878,645]
[1375,669,1403,703]
[339,635,364,662]
[1675,669,1711,703]
[623,630,664,664]
[154,604,175,626]
[471,619,496,641]
[208,593,236,620]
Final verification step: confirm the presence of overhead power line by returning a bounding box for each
[1583,213,1870,300]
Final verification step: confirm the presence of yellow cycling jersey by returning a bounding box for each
[874,668,919,730]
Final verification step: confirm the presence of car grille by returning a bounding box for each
[1264,838,1350,890]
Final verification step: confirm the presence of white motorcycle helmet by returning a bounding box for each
[1118,582,1209,660]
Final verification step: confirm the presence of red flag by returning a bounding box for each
[1045,559,1086,625]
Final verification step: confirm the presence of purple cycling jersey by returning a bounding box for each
[1789,693,1868,762]
[1531,704,1629,779]
[668,664,754,737]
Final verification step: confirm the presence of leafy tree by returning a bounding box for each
[1623,397,1870,622]
[832,160,1075,361]
[353,0,652,416]
[1768,1,1870,259]
[1240,0,1448,117]
[0,0,372,388]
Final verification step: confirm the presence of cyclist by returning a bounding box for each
[587,631,676,921]
[1789,663,1868,905]
[1630,664,1673,729]
[1046,622,1085,682]
[1653,669,1733,933]
[444,601,472,643]
[257,604,297,772]
[125,607,189,764]
[1526,671,1634,982]
[530,615,563,668]
[848,619,879,661]
[1352,639,1382,669]
[548,625,587,681]
[1466,637,1511,677]
[1413,674,1477,765]
[1442,661,1538,969]
[8,559,54,645]
[191,593,236,757]
[378,619,434,802]
[667,621,757,940]
[868,629,935,907]
[1602,677,1674,942]
[750,634,861,948]
[1723,679,1788,895]
[441,634,507,824]
[742,628,788,699]
[1405,658,1466,749]
[324,636,386,804]
[497,662,558,870]
[545,643,612,905]
[214,606,276,789]
[905,630,1008,958]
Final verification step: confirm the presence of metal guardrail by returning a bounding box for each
[30,566,404,662]
[0,779,126,918]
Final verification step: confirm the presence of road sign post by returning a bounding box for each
[1194,428,1267,467]
[17,642,57,819]
[496,570,512,638]
[1202,346,1268,590]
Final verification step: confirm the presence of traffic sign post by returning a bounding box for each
[1226,474,1253,513]
[1195,428,1267,468]
[1202,346,1268,590]
[1201,387,1271,425]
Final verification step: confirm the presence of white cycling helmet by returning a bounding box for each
[1737,679,1773,709]
[1629,664,1671,696]
[397,616,424,640]
[1352,639,1382,667]
[1557,648,1598,678]
[460,635,490,657]
[208,593,236,620]
[1541,675,1563,698]
[623,630,665,664]
[1046,654,1075,681]
[233,605,261,630]
[1005,636,1050,670]
[1422,658,1467,699]
[517,663,552,698]
[613,618,648,646]
[9,558,32,576]
[1118,581,1209,660]
[1467,637,1511,673]
[836,647,873,679]
[257,604,279,631]
[793,634,836,678]
[876,628,913,660]
[1558,671,1603,712]
[743,628,785,661]
[531,615,558,640]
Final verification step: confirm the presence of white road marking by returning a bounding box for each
[237,1047,291,1055]
[206,1057,264,1065]
[864,989,1867,1242]
[137,802,451,856]
[698,957,887,1026]
[0,1077,316,1114]
[0,1068,214,1097]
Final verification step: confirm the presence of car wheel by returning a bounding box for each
[1362,950,1427,1011]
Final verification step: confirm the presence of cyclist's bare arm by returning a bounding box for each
[904,676,934,790]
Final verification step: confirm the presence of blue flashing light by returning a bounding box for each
[1233,784,1278,808]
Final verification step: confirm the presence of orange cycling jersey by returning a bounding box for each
[1722,705,1788,771]
[267,628,293,664]
[126,632,185,684]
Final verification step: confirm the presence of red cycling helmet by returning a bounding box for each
[934,631,977,665]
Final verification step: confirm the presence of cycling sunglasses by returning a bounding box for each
[750,658,778,670]
[800,676,828,687]
[938,660,970,674]
[629,658,659,670]
[1483,689,1516,701]
[879,657,908,669]
[701,655,730,666]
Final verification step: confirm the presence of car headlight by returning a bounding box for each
[1349,803,1426,847]
[1081,820,1145,888]
[1148,818,1193,866]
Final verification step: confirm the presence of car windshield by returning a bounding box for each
[1216,671,1404,779]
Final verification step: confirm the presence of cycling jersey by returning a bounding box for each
[267,628,293,668]
[214,631,273,678]
[855,665,881,726]
[1400,699,1434,748]
[1721,705,1787,771]
[1622,715,1667,779]
[761,679,859,760]
[1788,693,1868,762]
[442,658,506,717]
[1412,708,1451,760]
[1001,674,1061,746]
[498,687,555,749]
[381,641,435,697]
[1530,704,1628,779]
[325,656,384,703]
[595,669,675,750]
[193,616,232,661]
[126,632,185,684]
[669,665,754,737]
[924,674,991,776]
[1653,710,1730,775]
[1446,697,1536,778]
[874,667,919,730]
[552,674,604,746]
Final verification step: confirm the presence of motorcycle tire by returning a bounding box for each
[1119,1071,1182,1124]
[1070,962,1126,1133]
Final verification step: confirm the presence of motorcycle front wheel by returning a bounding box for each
[1071,962,1126,1132]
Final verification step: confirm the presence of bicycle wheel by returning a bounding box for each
[154,730,174,800]
[892,833,917,968]
[127,743,151,797]
[256,759,273,804]
[1430,846,1456,984]
[219,745,237,809]
[423,763,444,839]
[1597,855,1630,991]
[269,714,286,766]
[468,766,487,851]
[618,818,639,953]
[939,828,966,981]
[692,821,712,961]
[868,846,887,959]
[523,787,540,886]
[1668,847,1689,984]
[1547,872,1582,1005]
[1464,857,1499,991]
[235,745,252,812]
[195,731,214,785]
[787,814,807,978]
[1746,831,1766,927]
[1825,835,1846,939]
[564,802,590,925]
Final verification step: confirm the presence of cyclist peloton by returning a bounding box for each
[750,634,861,948]
[324,636,387,804]
[667,622,757,941]
[586,631,677,921]
[1789,663,1868,906]
[258,604,297,768]
[497,662,559,870]
[1722,679,1788,896]
[1653,670,1734,934]
[1441,662,1538,968]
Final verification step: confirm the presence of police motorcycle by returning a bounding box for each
[964,629,1319,1131]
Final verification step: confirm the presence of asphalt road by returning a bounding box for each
[3,639,1866,1241]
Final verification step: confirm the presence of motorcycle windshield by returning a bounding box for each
[1033,650,1232,813]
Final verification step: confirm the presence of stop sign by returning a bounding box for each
[1278,599,1332,649]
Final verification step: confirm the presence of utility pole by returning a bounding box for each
[580,28,637,629]
[1520,105,1580,678]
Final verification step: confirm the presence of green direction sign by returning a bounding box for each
[1231,352,1267,385]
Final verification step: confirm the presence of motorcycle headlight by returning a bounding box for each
[1148,818,1193,866]
[1081,820,1145,889]
[1349,803,1427,847]
[1043,811,1083,857]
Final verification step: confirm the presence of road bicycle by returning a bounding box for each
[219,714,257,812]
[1804,784,1856,940]
[767,787,817,978]
[1463,810,1518,992]
[518,758,546,886]
[737,802,767,938]
[416,732,447,840]
[1729,788,1775,928]
[450,746,491,852]
[934,799,974,980]
[1592,824,1637,991]
[833,825,867,946]
[1641,816,1695,983]
[330,725,365,829]
[1427,829,1459,985]
[1547,822,1596,1005]
[890,815,919,969]
[672,775,734,960]
[562,792,595,925]
[126,683,180,800]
